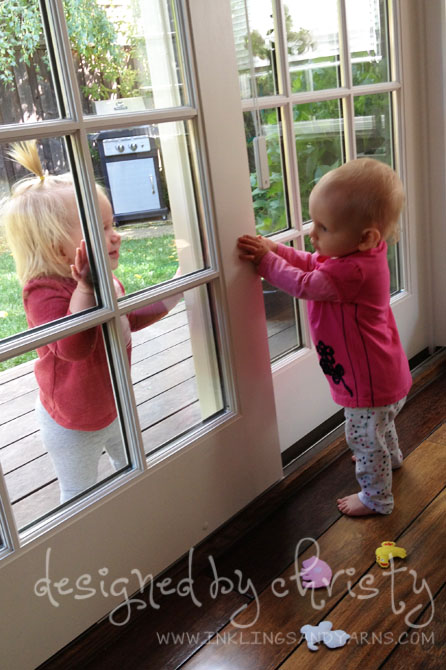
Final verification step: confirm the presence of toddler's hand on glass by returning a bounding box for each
[71,240,94,294]
[237,234,277,265]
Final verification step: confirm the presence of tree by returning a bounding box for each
[0,0,142,102]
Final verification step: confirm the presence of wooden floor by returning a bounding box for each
[40,365,446,669]
[0,299,297,530]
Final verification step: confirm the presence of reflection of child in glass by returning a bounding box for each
[2,141,179,503]
[238,158,412,516]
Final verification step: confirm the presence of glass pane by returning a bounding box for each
[231,0,277,99]
[0,336,129,531]
[347,0,391,86]
[244,108,289,236]
[64,0,188,114]
[135,285,225,457]
[0,2,60,124]
[263,278,302,362]
[294,99,345,221]
[88,122,205,294]
[388,242,401,295]
[355,92,393,164]
[286,1,341,93]
[0,137,104,344]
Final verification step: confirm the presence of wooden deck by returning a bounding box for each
[0,299,297,530]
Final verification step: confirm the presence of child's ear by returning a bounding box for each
[358,227,381,251]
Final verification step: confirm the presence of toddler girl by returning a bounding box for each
[238,158,412,516]
[1,140,179,503]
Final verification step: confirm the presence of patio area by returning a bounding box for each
[0,299,297,531]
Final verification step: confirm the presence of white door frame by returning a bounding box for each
[0,1,282,667]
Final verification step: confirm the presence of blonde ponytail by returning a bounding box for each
[8,139,45,183]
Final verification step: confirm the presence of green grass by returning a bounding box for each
[0,234,178,372]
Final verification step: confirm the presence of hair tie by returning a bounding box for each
[39,174,45,182]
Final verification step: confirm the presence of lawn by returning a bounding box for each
[0,233,178,372]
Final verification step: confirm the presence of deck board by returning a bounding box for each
[0,300,309,530]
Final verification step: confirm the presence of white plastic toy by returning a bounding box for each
[300,621,350,651]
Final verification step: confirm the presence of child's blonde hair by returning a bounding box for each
[313,158,405,243]
[1,140,82,284]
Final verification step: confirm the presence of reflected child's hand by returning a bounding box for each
[237,234,277,266]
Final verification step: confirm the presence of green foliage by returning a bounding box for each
[0,0,42,87]
[0,0,144,101]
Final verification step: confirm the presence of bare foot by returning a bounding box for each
[336,493,378,516]
[351,455,357,463]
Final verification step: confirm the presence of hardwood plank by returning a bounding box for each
[180,439,445,670]
[207,377,446,595]
[380,583,446,669]
[280,487,446,669]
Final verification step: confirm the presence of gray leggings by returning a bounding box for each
[36,399,128,503]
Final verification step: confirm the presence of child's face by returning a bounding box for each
[309,187,363,258]
[61,190,121,270]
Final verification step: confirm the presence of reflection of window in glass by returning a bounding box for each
[0,137,99,349]
[0,2,59,125]
[243,108,289,236]
[355,92,393,165]
[231,0,276,99]
[347,0,390,86]
[294,99,345,221]
[88,121,206,296]
[137,285,225,457]
[0,338,129,531]
[286,0,341,93]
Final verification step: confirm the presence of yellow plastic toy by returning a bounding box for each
[375,541,407,568]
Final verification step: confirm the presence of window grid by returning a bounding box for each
[0,0,228,548]
[240,0,404,357]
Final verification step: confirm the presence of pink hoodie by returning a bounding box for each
[258,241,412,408]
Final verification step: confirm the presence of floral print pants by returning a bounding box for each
[344,397,406,514]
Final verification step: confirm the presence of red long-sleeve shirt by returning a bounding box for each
[23,275,172,430]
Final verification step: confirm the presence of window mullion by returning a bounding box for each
[338,0,356,160]
[41,0,145,473]
[273,0,291,98]
[103,319,147,473]
[0,471,20,555]
[42,0,83,121]
[0,308,115,363]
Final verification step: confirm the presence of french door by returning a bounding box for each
[231,0,431,451]
[0,1,282,667]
